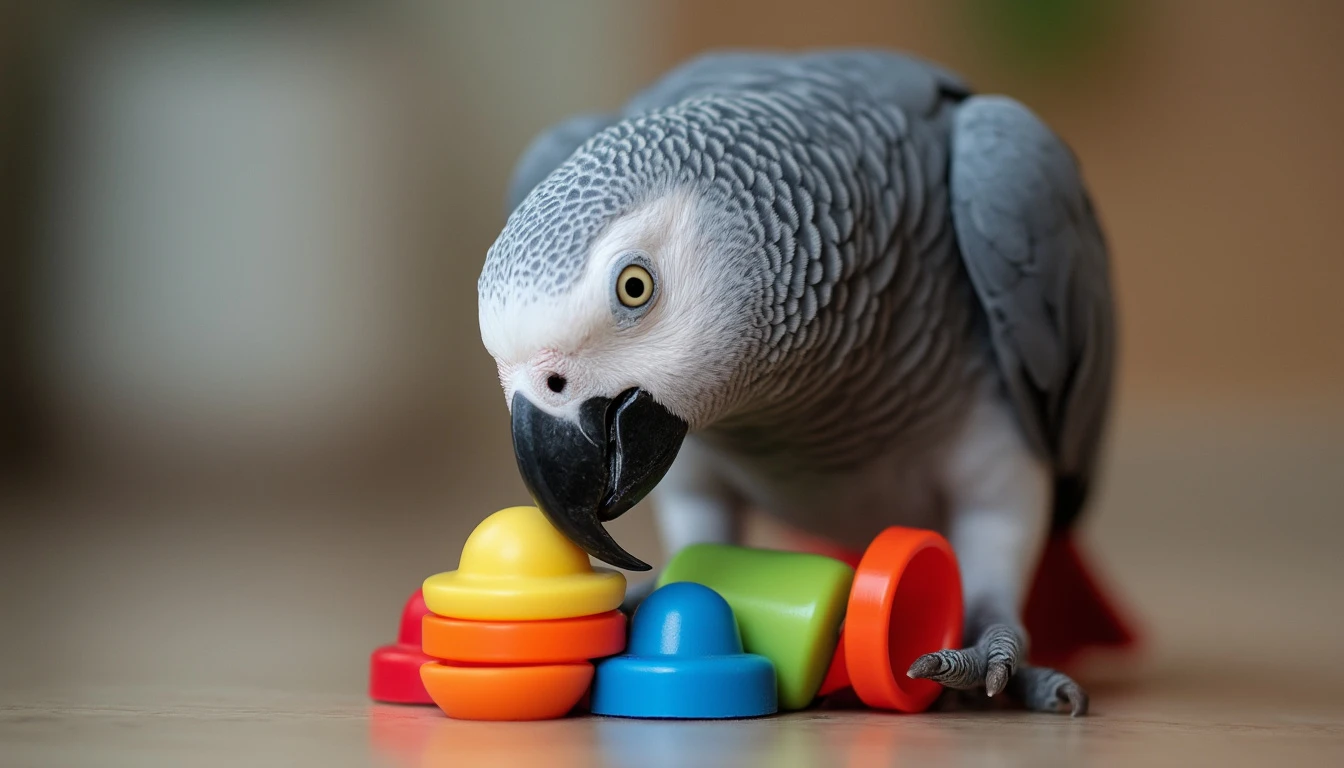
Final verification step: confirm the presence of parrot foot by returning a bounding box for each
[906,623,1021,695]
[907,622,1088,715]
[1007,665,1089,716]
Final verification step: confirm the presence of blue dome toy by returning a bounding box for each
[590,582,778,719]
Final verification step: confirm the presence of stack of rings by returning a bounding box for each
[416,506,629,721]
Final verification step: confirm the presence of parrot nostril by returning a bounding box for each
[547,374,568,394]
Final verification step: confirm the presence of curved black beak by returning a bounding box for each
[511,388,688,571]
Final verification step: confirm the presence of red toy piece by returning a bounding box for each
[817,638,850,698]
[780,526,1141,671]
[809,527,963,711]
[369,588,436,705]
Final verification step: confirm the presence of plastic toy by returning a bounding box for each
[418,506,629,720]
[421,505,625,620]
[655,544,853,711]
[367,588,435,704]
[590,582,777,719]
[421,660,595,721]
[369,495,969,720]
[658,526,962,713]
[814,527,963,712]
[421,610,626,663]
[370,510,960,717]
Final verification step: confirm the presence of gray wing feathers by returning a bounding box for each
[506,112,619,214]
[949,95,1116,491]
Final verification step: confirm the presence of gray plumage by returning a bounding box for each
[505,111,620,214]
[950,98,1115,528]
[480,48,1116,716]
[484,48,1112,520]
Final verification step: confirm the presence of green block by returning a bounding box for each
[656,543,854,710]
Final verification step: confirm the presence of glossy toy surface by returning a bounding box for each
[842,526,963,712]
[591,582,777,719]
[421,660,595,721]
[655,544,853,710]
[367,588,436,704]
[417,506,630,721]
[421,505,626,620]
[655,528,963,714]
[421,610,626,664]
[375,505,961,718]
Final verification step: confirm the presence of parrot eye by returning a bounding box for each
[616,264,654,308]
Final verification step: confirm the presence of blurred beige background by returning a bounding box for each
[0,0,1341,711]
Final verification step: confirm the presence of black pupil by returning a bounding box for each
[624,276,645,299]
[547,375,566,393]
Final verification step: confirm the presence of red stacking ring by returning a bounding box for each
[368,588,436,705]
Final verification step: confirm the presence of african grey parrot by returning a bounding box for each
[478,48,1120,716]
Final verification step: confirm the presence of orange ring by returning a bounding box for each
[420,660,594,721]
[844,526,963,713]
[421,610,626,663]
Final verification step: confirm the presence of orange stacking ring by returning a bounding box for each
[421,610,627,663]
[420,661,595,721]
[843,526,963,713]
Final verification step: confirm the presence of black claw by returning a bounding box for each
[907,653,945,680]
[985,662,1009,697]
[1063,684,1089,717]
[1005,665,1089,715]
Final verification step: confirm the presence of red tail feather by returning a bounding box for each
[1021,534,1140,668]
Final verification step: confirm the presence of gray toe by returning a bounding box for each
[1009,665,1090,716]
[908,648,987,690]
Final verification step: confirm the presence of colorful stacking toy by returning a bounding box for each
[368,588,436,705]
[658,526,963,714]
[418,506,628,720]
[367,507,964,719]
[590,582,778,719]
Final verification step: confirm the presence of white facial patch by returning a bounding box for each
[479,185,745,427]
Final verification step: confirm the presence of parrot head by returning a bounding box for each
[478,127,763,571]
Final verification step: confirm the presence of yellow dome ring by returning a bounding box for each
[423,506,627,621]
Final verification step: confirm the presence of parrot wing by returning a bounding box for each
[948,95,1117,530]
[505,112,620,215]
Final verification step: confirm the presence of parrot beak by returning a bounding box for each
[510,388,688,571]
